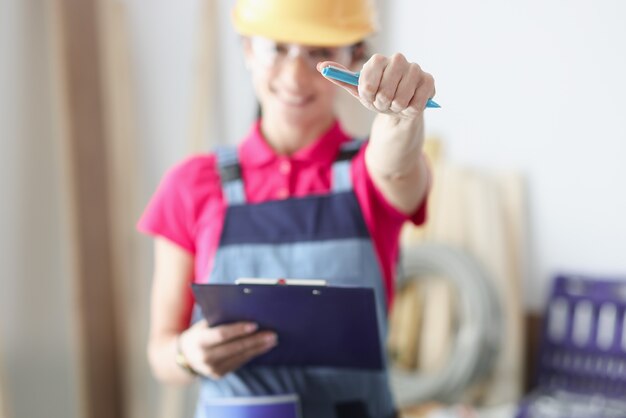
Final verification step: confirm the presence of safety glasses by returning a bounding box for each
[249,36,352,71]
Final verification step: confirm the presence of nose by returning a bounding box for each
[279,55,312,89]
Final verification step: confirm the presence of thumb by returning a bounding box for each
[317,61,360,100]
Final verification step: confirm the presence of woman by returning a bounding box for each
[138,0,436,417]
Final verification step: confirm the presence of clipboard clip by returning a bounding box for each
[235,278,328,287]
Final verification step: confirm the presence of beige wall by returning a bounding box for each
[384,0,626,308]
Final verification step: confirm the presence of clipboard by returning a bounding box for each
[191,279,384,370]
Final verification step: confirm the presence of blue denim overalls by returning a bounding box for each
[194,140,395,418]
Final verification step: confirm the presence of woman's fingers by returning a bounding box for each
[402,72,436,118]
[181,321,278,379]
[389,63,420,113]
[179,321,257,373]
[357,54,386,111]
[373,53,407,112]
[203,331,277,366]
[205,333,278,379]
[200,321,259,347]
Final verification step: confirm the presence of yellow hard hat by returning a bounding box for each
[232,0,378,46]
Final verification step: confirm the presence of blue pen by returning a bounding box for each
[321,65,441,108]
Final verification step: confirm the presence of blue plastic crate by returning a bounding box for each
[517,274,626,418]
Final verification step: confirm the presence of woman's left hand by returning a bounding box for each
[318,53,435,119]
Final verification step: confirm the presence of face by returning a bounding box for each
[243,37,353,129]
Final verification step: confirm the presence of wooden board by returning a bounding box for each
[50,0,125,417]
[418,277,456,373]
[398,143,526,405]
[0,325,8,418]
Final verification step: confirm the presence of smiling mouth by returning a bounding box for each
[275,92,315,108]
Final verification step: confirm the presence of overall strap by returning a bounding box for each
[332,138,366,193]
[214,146,246,205]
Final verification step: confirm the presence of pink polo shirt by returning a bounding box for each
[138,120,428,307]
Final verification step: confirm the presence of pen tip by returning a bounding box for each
[427,99,441,108]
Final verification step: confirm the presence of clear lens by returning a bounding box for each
[250,37,351,70]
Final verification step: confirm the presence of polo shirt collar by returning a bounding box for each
[240,119,349,167]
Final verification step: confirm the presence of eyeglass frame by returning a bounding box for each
[248,36,363,71]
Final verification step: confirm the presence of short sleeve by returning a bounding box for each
[137,155,219,254]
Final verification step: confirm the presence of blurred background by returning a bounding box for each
[1,1,625,418]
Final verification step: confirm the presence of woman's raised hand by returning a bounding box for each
[318,53,436,119]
